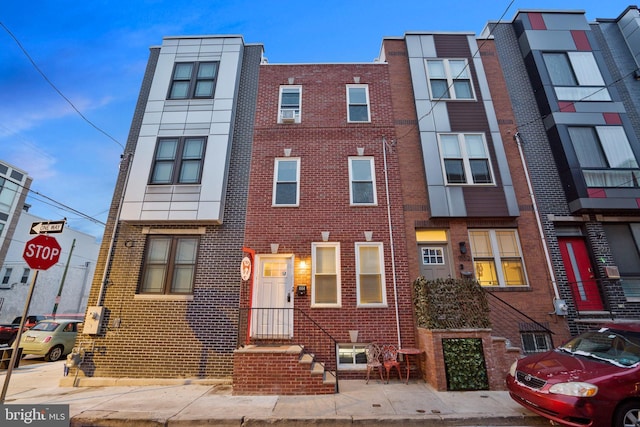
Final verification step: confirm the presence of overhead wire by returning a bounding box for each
[0,21,124,150]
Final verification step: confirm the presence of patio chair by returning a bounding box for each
[365,343,384,384]
[381,344,402,383]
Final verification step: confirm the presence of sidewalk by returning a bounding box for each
[1,359,548,426]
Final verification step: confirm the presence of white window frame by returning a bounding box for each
[468,229,528,287]
[346,85,371,123]
[278,86,301,123]
[421,247,445,265]
[438,133,494,185]
[348,157,377,205]
[311,242,341,308]
[272,158,300,207]
[337,343,368,370]
[355,242,387,307]
[425,58,476,100]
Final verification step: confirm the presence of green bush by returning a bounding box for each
[442,338,489,390]
[413,276,491,329]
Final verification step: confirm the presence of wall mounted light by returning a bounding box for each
[271,243,279,254]
[458,241,467,254]
[284,148,292,157]
[364,231,373,242]
[321,231,330,242]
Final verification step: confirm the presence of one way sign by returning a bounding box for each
[30,220,66,235]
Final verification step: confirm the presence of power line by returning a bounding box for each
[0,21,124,150]
[9,180,106,226]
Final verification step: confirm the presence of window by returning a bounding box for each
[426,59,474,100]
[20,268,30,284]
[543,52,610,101]
[278,86,301,123]
[0,178,18,214]
[469,230,526,287]
[568,126,640,188]
[346,85,370,122]
[273,158,300,206]
[439,133,493,185]
[338,343,367,370]
[1,268,11,285]
[168,62,219,99]
[349,157,377,205]
[603,223,640,299]
[521,332,552,354]
[150,137,206,185]
[421,247,445,265]
[140,236,199,294]
[311,242,341,307]
[355,242,386,307]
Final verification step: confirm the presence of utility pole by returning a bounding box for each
[52,238,75,319]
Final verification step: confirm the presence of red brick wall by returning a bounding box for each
[244,63,416,367]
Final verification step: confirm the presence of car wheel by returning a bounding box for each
[614,400,640,427]
[45,345,63,362]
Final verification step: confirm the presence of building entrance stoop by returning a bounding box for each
[233,344,337,395]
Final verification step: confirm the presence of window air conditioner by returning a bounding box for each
[281,109,296,123]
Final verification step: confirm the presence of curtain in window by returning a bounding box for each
[597,126,638,168]
[358,245,382,304]
[141,238,170,292]
[315,246,337,304]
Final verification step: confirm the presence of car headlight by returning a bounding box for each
[508,361,517,377]
[549,382,598,397]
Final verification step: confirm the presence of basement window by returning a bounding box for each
[337,343,367,370]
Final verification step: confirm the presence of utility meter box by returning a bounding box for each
[83,306,105,335]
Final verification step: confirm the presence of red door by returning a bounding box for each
[558,237,603,311]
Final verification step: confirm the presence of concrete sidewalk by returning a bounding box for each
[1,359,548,426]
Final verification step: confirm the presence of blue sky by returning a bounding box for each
[0,0,620,240]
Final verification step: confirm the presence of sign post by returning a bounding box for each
[0,233,62,403]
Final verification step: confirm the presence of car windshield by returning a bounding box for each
[30,322,59,332]
[559,327,640,367]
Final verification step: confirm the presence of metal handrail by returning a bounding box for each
[238,307,339,392]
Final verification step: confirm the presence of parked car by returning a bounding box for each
[0,315,48,346]
[19,319,82,362]
[507,323,640,427]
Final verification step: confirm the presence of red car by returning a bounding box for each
[507,323,640,427]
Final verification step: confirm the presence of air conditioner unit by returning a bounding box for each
[281,109,296,123]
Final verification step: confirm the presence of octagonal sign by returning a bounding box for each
[23,234,61,270]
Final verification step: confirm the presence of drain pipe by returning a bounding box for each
[382,136,402,348]
[97,152,133,306]
[514,132,560,301]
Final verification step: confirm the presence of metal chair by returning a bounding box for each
[381,344,402,383]
[365,343,384,384]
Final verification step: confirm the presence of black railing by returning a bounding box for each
[485,291,555,354]
[238,307,338,392]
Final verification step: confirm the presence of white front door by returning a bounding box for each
[251,256,294,338]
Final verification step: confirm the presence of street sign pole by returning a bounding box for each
[0,270,39,404]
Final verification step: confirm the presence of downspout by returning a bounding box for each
[514,132,560,301]
[97,152,133,307]
[382,136,402,348]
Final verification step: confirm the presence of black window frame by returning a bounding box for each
[167,61,219,100]
[149,136,207,185]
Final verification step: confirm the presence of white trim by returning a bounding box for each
[355,242,387,307]
[311,242,341,308]
[348,156,377,205]
[346,84,371,123]
[278,85,302,123]
[272,157,300,207]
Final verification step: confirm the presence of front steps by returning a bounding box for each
[233,344,337,395]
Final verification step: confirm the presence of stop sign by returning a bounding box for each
[23,234,62,270]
